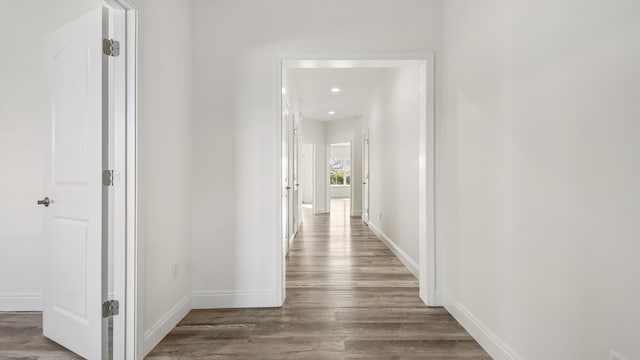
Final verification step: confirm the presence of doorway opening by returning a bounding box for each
[328,142,353,220]
[277,55,437,307]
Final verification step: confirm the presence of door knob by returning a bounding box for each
[286,186,291,190]
[362,182,367,185]
[37,197,50,207]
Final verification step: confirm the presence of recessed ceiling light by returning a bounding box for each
[329,111,335,115]
[331,87,341,93]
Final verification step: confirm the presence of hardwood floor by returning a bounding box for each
[148,199,490,359]
[0,312,81,359]
[0,199,489,359]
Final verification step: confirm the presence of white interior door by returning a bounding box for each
[42,7,108,359]
[292,125,300,234]
[362,132,370,224]
[281,107,290,256]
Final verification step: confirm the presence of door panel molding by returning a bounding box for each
[43,8,107,358]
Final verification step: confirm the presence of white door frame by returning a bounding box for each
[362,129,370,224]
[301,143,317,213]
[310,145,317,214]
[292,124,301,236]
[349,141,356,217]
[276,53,438,306]
[282,99,291,257]
[104,0,139,358]
[326,141,353,210]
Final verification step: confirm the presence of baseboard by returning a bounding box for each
[444,299,523,360]
[0,293,42,311]
[351,210,363,216]
[143,295,191,356]
[435,290,444,306]
[192,290,280,309]
[367,222,419,279]
[289,233,296,251]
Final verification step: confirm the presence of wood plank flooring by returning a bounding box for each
[0,312,81,359]
[148,199,491,359]
[0,199,490,359]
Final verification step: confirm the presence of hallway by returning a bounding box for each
[148,199,489,359]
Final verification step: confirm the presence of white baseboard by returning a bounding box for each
[143,295,191,356]
[435,290,444,306]
[367,222,419,279]
[289,233,296,251]
[444,299,523,360]
[351,210,363,216]
[192,290,279,309]
[0,293,42,311]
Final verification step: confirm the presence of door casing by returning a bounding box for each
[362,130,370,224]
[276,54,438,307]
[326,142,353,213]
[104,1,139,359]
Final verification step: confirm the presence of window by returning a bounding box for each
[330,158,351,185]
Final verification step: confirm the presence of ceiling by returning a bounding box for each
[286,68,387,121]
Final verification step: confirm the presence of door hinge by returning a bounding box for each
[103,39,120,57]
[102,300,120,318]
[103,170,115,186]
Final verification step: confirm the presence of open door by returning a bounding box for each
[42,7,109,359]
[362,131,370,224]
[281,106,290,256]
[292,123,300,236]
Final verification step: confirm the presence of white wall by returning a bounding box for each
[190,0,442,308]
[362,68,421,266]
[440,0,640,359]
[0,0,103,311]
[330,186,350,199]
[329,143,350,158]
[136,0,193,354]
